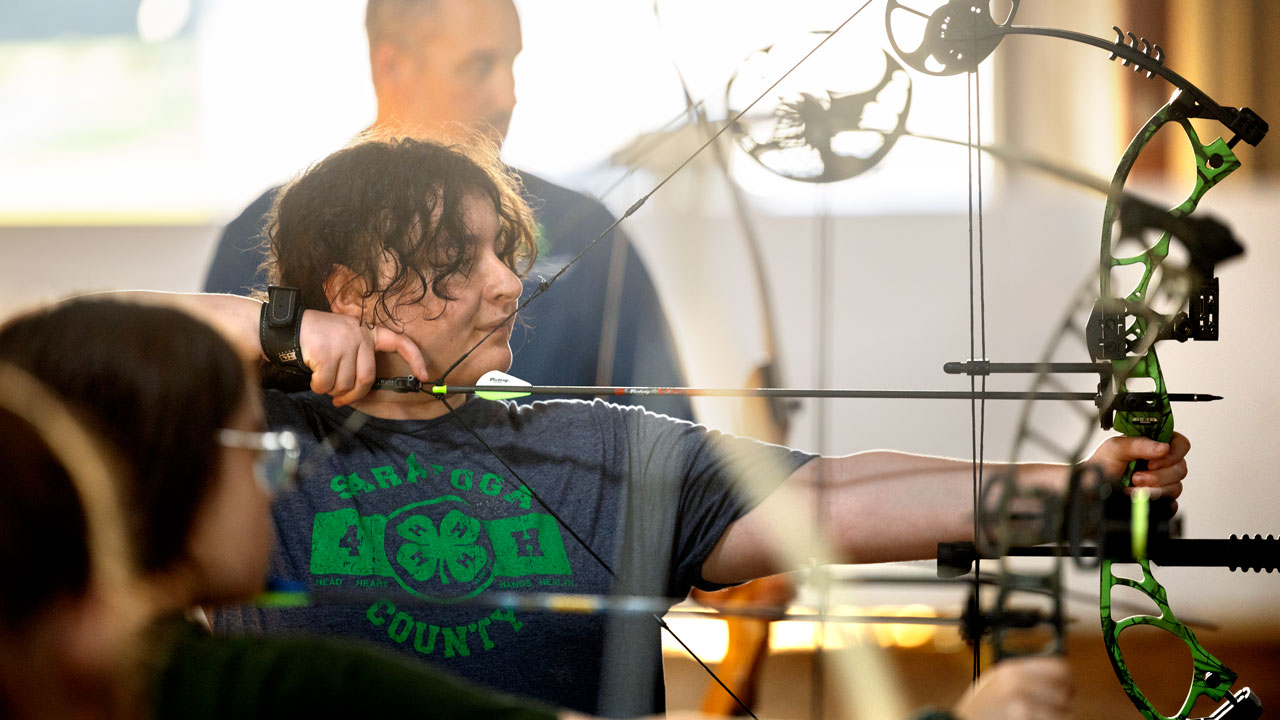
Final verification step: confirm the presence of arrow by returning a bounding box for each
[372,371,1221,404]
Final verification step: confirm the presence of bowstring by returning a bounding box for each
[966,45,989,684]
[809,187,835,720]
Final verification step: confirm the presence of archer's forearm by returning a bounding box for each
[809,451,1066,563]
[83,291,264,362]
[704,451,1068,584]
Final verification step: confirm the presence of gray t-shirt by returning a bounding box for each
[215,392,812,716]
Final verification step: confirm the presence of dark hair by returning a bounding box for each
[264,135,536,325]
[0,299,248,573]
[0,405,91,628]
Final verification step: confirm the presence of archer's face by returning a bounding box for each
[383,191,523,385]
[381,0,523,142]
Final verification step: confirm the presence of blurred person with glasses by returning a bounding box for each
[218,427,300,497]
[0,298,613,720]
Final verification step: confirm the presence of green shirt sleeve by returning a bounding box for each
[149,616,559,720]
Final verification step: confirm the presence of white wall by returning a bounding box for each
[0,223,220,315]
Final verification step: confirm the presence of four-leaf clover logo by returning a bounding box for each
[395,509,490,586]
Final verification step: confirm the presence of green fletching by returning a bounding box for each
[475,387,532,400]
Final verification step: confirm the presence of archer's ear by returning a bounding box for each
[323,265,370,323]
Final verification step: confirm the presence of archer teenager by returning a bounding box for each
[205,0,694,421]
[111,137,1188,719]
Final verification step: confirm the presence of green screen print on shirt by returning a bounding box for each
[310,497,572,603]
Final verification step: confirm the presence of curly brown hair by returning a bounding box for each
[264,135,537,325]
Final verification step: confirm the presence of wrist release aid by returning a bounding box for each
[260,285,308,374]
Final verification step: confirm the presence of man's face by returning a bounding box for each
[384,191,523,384]
[381,0,523,142]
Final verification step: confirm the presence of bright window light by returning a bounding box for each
[0,0,995,225]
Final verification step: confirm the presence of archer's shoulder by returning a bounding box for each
[504,397,620,423]
[501,397,690,433]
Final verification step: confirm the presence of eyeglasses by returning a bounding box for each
[217,429,300,496]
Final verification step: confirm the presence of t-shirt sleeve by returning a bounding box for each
[617,405,816,597]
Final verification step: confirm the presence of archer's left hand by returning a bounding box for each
[1085,431,1190,509]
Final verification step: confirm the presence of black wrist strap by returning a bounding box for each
[914,709,959,720]
[260,286,308,374]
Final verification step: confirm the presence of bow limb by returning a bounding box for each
[650,0,794,445]
[644,7,923,719]
[645,4,796,715]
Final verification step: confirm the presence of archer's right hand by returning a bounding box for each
[299,310,429,406]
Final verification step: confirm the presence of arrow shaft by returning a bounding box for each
[428,384,1214,402]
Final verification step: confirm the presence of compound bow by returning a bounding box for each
[884,1,1271,718]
